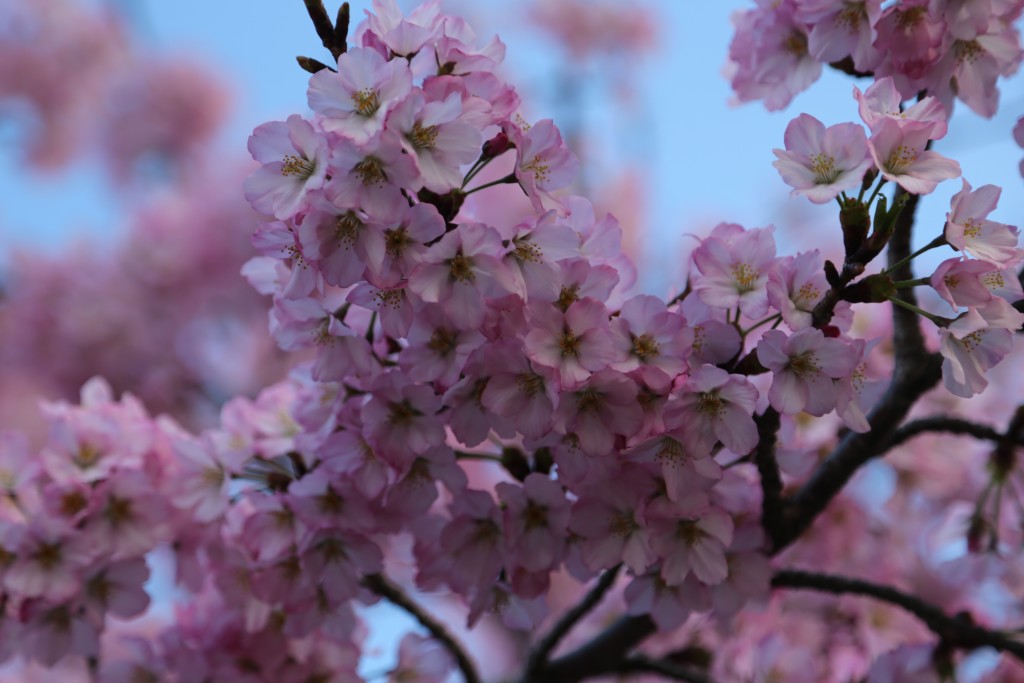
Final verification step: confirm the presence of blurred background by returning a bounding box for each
[1,0,1022,434]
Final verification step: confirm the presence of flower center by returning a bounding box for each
[810,153,839,184]
[556,284,580,311]
[982,271,1005,289]
[885,145,918,174]
[384,227,412,257]
[696,391,725,417]
[794,282,821,308]
[521,154,551,183]
[448,252,475,282]
[788,351,820,378]
[631,333,660,360]
[516,372,545,398]
[782,31,808,57]
[656,437,689,468]
[575,389,604,414]
[408,121,439,149]
[352,88,381,117]
[677,519,706,547]
[372,288,404,310]
[730,263,760,292]
[955,39,984,66]
[513,237,543,263]
[354,157,387,186]
[388,400,420,427]
[281,154,315,178]
[558,330,582,358]
[427,327,458,356]
[961,217,982,239]
[834,5,863,31]
[336,212,363,246]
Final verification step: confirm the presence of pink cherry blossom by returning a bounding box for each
[758,328,858,416]
[388,633,454,683]
[767,250,830,330]
[853,77,948,139]
[867,117,961,194]
[691,223,778,318]
[773,113,872,204]
[307,46,413,144]
[944,179,1021,266]
[939,309,1015,398]
[728,0,822,111]
[671,365,759,456]
[325,130,422,219]
[506,118,579,211]
[244,115,329,220]
[554,369,644,456]
[388,89,481,193]
[797,0,882,72]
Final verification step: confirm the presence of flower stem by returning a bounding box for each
[885,295,949,327]
[464,173,517,195]
[891,277,930,289]
[884,234,947,276]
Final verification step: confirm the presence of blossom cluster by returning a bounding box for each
[773,75,1023,398]
[2,0,1024,681]
[729,0,1024,116]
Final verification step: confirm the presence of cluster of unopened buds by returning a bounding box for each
[1,0,1024,681]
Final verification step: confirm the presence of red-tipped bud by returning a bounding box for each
[482,131,512,159]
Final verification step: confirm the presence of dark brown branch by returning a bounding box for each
[612,656,714,683]
[778,186,942,552]
[772,569,1024,661]
[887,188,926,360]
[302,0,349,61]
[296,55,333,74]
[363,574,482,683]
[753,408,784,547]
[524,565,622,679]
[884,416,1002,452]
[333,2,350,55]
[532,616,656,683]
[828,57,873,79]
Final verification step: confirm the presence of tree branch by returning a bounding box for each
[612,655,714,683]
[753,408,784,547]
[772,569,1024,661]
[363,574,482,683]
[532,615,657,683]
[778,187,943,552]
[524,565,622,679]
[883,416,1002,451]
[886,189,927,361]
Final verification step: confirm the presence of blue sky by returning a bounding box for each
[1,0,1022,296]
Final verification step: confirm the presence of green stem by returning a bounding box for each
[464,173,517,195]
[742,314,783,337]
[461,156,497,188]
[884,235,947,276]
[885,295,949,327]
[891,277,931,289]
[866,176,887,206]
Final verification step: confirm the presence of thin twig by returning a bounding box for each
[363,574,482,683]
[524,565,622,678]
[884,416,1002,451]
[772,569,1024,661]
